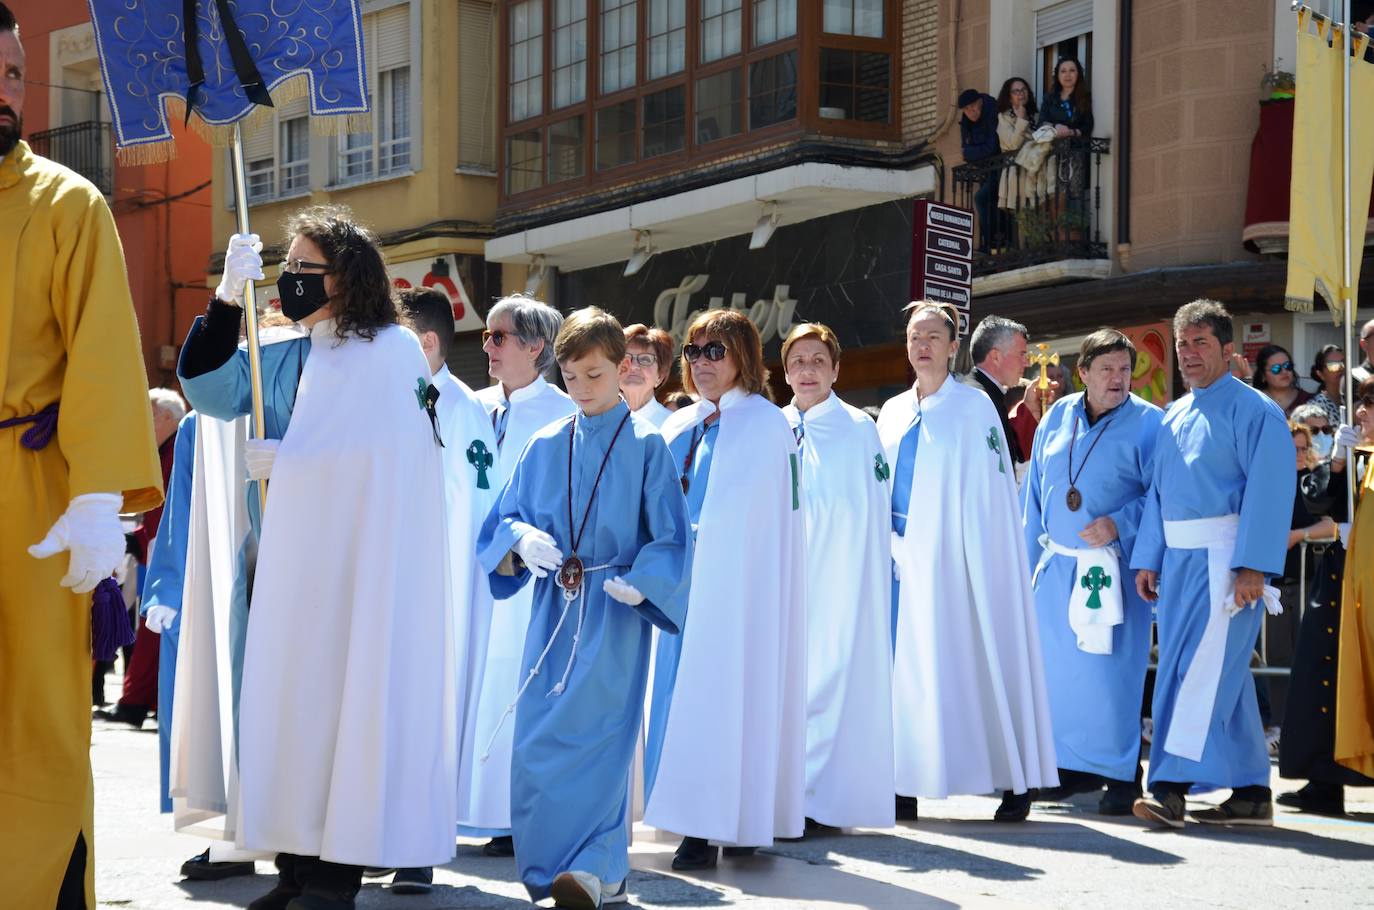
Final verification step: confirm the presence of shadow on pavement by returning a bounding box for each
[763,829,1045,882]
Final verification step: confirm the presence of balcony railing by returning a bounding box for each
[952,135,1110,277]
[29,121,114,196]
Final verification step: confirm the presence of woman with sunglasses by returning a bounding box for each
[621,323,674,428]
[879,301,1056,824]
[1252,344,1313,417]
[1309,344,1347,426]
[181,207,456,910]
[465,293,575,857]
[643,310,807,870]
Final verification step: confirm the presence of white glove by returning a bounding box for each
[1335,424,1361,450]
[214,232,265,305]
[244,438,279,481]
[513,529,563,578]
[145,604,178,633]
[28,493,126,594]
[603,575,645,606]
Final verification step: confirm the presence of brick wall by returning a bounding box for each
[902,0,942,146]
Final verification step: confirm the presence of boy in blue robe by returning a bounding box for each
[1131,300,1294,828]
[477,307,691,909]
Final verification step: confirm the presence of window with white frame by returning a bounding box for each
[552,0,587,109]
[753,0,797,47]
[335,5,414,185]
[379,66,412,174]
[823,0,883,38]
[510,0,545,120]
[599,0,636,95]
[647,0,686,79]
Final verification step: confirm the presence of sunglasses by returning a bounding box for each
[1324,361,1345,371]
[626,353,659,368]
[1309,426,1333,435]
[482,329,512,347]
[1268,361,1294,374]
[683,341,727,363]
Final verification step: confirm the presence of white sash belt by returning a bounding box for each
[1037,537,1123,655]
[1161,514,1281,762]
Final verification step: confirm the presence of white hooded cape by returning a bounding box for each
[782,393,896,827]
[644,390,807,846]
[235,321,456,866]
[878,377,1057,798]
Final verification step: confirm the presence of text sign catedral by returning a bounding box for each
[911,200,974,335]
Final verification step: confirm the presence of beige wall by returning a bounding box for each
[932,0,993,199]
[1127,0,1274,270]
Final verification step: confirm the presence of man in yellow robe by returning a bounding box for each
[0,7,163,906]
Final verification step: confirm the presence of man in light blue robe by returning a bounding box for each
[1022,331,1162,815]
[476,312,691,906]
[138,411,197,814]
[1131,300,1294,828]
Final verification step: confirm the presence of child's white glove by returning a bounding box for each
[603,575,645,606]
[145,604,178,633]
[514,529,563,578]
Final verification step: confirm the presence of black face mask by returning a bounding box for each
[276,271,330,322]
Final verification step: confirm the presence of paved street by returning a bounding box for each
[92,714,1374,910]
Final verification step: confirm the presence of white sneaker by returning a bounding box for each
[551,870,601,910]
[603,879,628,904]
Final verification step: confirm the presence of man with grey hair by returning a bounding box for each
[969,315,1039,472]
[1131,299,1293,829]
[464,294,574,856]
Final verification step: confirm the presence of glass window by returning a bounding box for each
[596,101,636,169]
[340,130,374,183]
[552,0,587,109]
[509,0,544,121]
[819,50,890,123]
[824,0,883,38]
[642,85,686,158]
[547,115,585,182]
[379,66,412,174]
[700,0,742,63]
[749,50,797,129]
[695,69,741,144]
[752,0,797,47]
[599,0,636,95]
[506,128,543,194]
[279,117,309,194]
[647,0,686,80]
[246,158,275,203]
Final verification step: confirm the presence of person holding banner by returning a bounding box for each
[1131,300,1294,829]
[1022,330,1162,815]
[0,7,166,907]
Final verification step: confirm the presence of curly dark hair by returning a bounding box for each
[1310,343,1344,384]
[282,204,396,344]
[995,76,1038,119]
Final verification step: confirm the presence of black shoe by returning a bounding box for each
[390,867,432,895]
[1132,791,1186,829]
[482,836,514,857]
[361,867,396,878]
[93,702,148,729]
[895,795,919,822]
[671,837,718,871]
[804,817,840,835]
[1037,769,1105,801]
[994,789,1034,822]
[180,848,257,881]
[285,893,356,910]
[1099,781,1142,816]
[721,846,757,858]
[247,884,303,910]
[1277,783,1345,816]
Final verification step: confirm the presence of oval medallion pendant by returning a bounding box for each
[1066,487,1083,512]
[558,555,585,597]
[681,476,690,494]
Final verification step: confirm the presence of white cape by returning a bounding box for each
[644,390,807,846]
[236,322,456,866]
[465,375,575,829]
[878,377,1057,798]
[783,393,896,827]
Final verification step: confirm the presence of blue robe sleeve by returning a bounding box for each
[1109,405,1161,562]
[1231,400,1297,577]
[140,412,197,618]
[621,433,693,635]
[178,315,256,422]
[476,442,537,600]
[1129,423,1166,574]
[1020,404,1049,569]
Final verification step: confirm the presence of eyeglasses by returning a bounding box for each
[283,257,330,274]
[1011,87,1029,95]
[626,353,659,368]
[1268,361,1294,375]
[482,329,510,347]
[683,341,727,363]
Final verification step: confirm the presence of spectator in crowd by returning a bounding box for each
[1309,344,1347,426]
[996,77,1038,212]
[959,87,999,252]
[1253,344,1313,417]
[1293,402,1337,471]
[1352,318,1374,385]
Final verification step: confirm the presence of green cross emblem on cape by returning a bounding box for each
[789,453,800,511]
[413,378,429,410]
[986,427,1005,474]
[1080,565,1112,609]
[874,454,890,482]
[466,439,494,489]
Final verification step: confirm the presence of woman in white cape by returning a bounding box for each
[621,322,674,428]
[644,309,807,870]
[878,301,1057,824]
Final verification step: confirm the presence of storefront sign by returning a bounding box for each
[650,274,800,346]
[911,200,973,335]
[1242,322,1271,365]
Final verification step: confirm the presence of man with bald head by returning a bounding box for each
[1351,319,1374,385]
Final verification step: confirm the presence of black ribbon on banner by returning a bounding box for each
[182,0,275,125]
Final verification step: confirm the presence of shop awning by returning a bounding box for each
[485,161,937,272]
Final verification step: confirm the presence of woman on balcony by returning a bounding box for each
[995,77,1039,217]
[1037,58,1094,244]
[1038,57,1093,139]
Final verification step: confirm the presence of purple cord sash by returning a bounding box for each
[0,403,59,449]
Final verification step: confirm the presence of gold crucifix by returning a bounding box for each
[1032,343,1060,390]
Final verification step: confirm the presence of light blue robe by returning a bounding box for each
[139,411,197,813]
[643,419,718,797]
[1130,374,1294,789]
[177,325,308,731]
[477,402,691,899]
[1022,393,1162,782]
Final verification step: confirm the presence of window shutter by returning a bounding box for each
[241,116,274,162]
[375,4,410,70]
[1035,0,1093,48]
[278,87,309,120]
[459,0,496,168]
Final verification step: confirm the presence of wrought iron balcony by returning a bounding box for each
[28,121,114,197]
[951,135,1110,277]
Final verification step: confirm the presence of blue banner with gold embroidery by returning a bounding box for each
[87,0,369,155]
